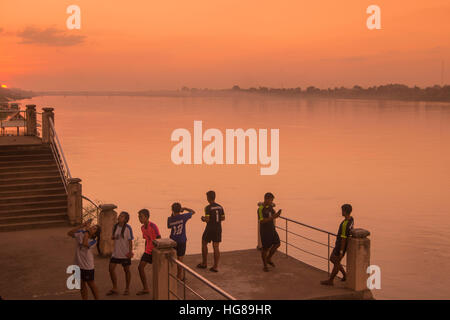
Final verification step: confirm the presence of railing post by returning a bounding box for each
[42,107,54,143]
[346,228,371,291]
[67,178,82,225]
[98,204,118,256]
[285,219,288,256]
[327,233,330,275]
[25,105,37,136]
[152,238,177,300]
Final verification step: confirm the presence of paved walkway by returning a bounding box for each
[0,227,372,300]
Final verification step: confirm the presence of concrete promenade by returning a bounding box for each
[0,227,372,300]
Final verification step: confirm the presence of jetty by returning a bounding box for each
[0,105,373,300]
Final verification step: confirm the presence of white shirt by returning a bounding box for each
[74,230,96,270]
[112,224,134,259]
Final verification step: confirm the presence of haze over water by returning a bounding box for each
[23,95,450,299]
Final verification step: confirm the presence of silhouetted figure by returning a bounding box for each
[321,204,354,286]
[197,191,225,272]
[258,192,281,272]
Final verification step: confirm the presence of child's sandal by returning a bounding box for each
[106,289,119,296]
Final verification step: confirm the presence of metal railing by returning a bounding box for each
[168,256,236,300]
[81,195,100,223]
[47,116,99,226]
[275,216,341,275]
[36,112,42,137]
[48,117,72,191]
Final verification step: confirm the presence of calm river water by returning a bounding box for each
[23,95,450,299]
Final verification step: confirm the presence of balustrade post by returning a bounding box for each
[152,238,177,300]
[67,178,82,225]
[346,228,371,291]
[25,105,37,136]
[98,204,118,256]
[42,107,54,143]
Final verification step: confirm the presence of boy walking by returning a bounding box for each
[137,208,161,295]
[197,190,225,272]
[167,203,195,279]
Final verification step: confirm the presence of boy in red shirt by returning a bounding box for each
[137,208,161,295]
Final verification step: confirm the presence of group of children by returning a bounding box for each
[68,190,353,300]
[68,190,225,300]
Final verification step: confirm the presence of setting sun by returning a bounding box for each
[1,85,7,88]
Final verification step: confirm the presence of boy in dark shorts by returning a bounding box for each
[197,190,225,272]
[258,192,282,272]
[107,211,134,296]
[167,203,195,280]
[137,208,161,295]
[67,219,101,300]
[321,204,354,286]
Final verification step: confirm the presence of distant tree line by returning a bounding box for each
[183,84,450,102]
[235,84,450,101]
[0,87,34,103]
[3,84,450,102]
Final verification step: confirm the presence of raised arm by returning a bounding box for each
[68,219,91,237]
[82,232,90,248]
[67,224,85,237]
[182,207,196,215]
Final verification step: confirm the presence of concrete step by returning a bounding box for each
[0,187,66,198]
[0,175,63,186]
[0,164,59,174]
[0,169,60,180]
[0,199,68,212]
[0,219,69,232]
[0,206,68,218]
[0,145,52,156]
[0,194,67,205]
[0,159,56,168]
[0,143,70,232]
[0,181,64,192]
[0,153,54,162]
[0,212,67,224]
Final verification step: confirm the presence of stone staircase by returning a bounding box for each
[0,144,69,231]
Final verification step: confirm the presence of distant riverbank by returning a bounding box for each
[35,84,450,102]
[0,87,34,102]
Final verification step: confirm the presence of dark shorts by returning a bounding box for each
[175,241,187,257]
[260,229,280,249]
[110,257,132,266]
[331,244,347,259]
[202,228,222,243]
[140,252,153,264]
[80,269,95,282]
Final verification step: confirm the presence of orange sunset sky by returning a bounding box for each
[0,0,449,91]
